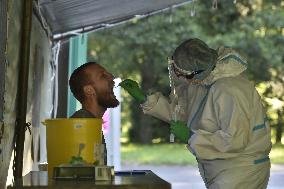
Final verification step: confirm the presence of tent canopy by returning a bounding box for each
[38,0,192,36]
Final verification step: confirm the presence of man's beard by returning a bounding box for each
[97,91,119,108]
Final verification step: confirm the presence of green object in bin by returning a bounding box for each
[69,156,86,165]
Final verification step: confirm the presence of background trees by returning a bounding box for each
[88,0,284,144]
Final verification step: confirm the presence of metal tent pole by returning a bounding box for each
[13,0,33,180]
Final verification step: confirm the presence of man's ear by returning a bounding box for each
[83,85,95,96]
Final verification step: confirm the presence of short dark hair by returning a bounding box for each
[69,62,97,103]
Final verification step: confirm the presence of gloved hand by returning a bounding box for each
[170,120,192,143]
[119,79,146,103]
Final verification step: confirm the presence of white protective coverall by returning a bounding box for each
[141,47,271,189]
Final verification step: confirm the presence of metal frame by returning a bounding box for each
[0,0,7,122]
[13,0,33,180]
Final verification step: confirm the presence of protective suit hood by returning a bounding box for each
[172,38,218,81]
[203,46,248,85]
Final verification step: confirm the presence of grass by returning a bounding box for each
[121,144,196,165]
[121,143,197,165]
[121,143,284,165]
[270,143,284,164]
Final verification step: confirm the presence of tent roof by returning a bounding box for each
[38,0,192,36]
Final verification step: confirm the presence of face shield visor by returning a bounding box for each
[171,38,217,81]
[169,58,205,80]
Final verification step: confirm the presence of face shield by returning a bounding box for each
[170,59,205,80]
[171,38,218,81]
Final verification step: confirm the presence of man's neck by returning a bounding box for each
[82,101,106,118]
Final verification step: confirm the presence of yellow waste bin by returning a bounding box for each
[42,118,102,177]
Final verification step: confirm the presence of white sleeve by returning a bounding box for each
[141,83,191,123]
[141,92,173,123]
[189,86,250,159]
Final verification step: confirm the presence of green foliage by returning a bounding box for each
[270,143,284,164]
[88,0,284,143]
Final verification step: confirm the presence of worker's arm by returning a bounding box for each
[120,79,174,122]
[120,79,192,124]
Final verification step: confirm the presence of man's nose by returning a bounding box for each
[105,72,115,80]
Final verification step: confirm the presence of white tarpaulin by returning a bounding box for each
[38,0,192,35]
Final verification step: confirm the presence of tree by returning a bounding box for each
[88,0,284,143]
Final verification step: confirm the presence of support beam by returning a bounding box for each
[13,0,33,180]
[0,0,7,122]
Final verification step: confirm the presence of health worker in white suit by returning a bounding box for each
[120,38,271,189]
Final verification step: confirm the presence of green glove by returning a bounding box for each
[119,79,146,103]
[170,120,192,143]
